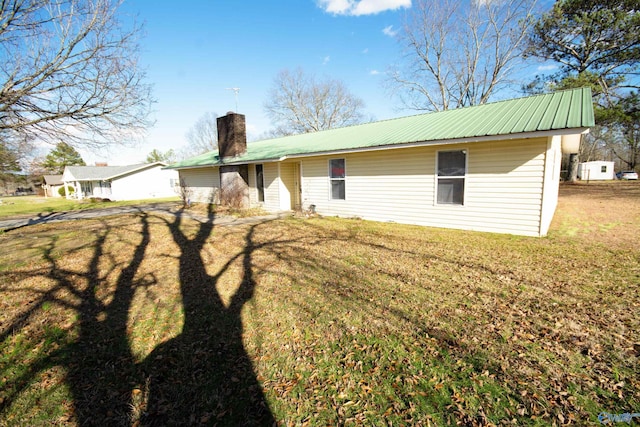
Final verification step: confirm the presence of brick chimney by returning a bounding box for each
[217,112,247,158]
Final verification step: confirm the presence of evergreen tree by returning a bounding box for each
[42,142,86,174]
[146,148,176,164]
[527,0,639,97]
[526,0,640,179]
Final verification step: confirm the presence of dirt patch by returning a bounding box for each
[551,181,640,246]
[559,180,640,199]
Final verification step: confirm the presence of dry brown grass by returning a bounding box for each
[552,181,640,247]
[0,182,638,426]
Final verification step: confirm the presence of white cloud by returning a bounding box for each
[382,25,398,37]
[370,70,380,75]
[317,0,411,16]
[322,56,331,65]
[317,0,352,14]
[537,64,558,72]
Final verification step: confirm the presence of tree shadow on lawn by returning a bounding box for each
[0,206,275,425]
[139,206,274,425]
[0,214,150,424]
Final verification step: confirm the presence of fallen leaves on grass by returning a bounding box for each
[0,183,638,425]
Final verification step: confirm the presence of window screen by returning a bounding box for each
[330,158,345,200]
[437,151,466,205]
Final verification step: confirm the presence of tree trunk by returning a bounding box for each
[567,153,579,182]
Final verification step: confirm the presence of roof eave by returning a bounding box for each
[104,163,165,180]
[279,127,591,160]
[168,157,283,170]
[169,127,590,168]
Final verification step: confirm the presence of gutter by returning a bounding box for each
[167,127,591,169]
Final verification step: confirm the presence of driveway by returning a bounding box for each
[0,202,287,231]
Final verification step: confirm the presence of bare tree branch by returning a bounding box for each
[264,68,366,136]
[183,111,218,157]
[0,0,154,149]
[389,0,538,112]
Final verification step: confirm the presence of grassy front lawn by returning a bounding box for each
[0,182,638,425]
[0,195,180,218]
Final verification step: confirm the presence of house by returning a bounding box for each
[42,174,64,197]
[577,161,615,181]
[62,162,179,201]
[167,87,594,237]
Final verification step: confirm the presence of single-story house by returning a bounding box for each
[42,174,64,197]
[577,161,615,181]
[62,162,179,201]
[167,87,594,237]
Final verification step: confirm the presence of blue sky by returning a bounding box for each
[83,0,413,165]
[84,0,548,165]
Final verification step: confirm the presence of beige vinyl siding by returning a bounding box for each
[262,163,281,212]
[298,137,549,236]
[463,138,546,235]
[302,149,437,220]
[178,167,220,203]
[279,162,297,210]
[539,135,562,236]
[247,164,258,206]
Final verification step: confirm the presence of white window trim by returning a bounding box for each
[435,149,467,206]
[329,158,346,201]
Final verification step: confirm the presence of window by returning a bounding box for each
[329,158,345,200]
[81,181,93,197]
[256,164,265,202]
[601,165,607,173]
[437,150,466,205]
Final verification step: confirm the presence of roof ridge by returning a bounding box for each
[252,87,592,143]
[168,87,593,170]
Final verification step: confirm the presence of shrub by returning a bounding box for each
[218,183,247,209]
[58,186,75,197]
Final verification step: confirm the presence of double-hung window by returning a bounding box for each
[437,150,466,205]
[329,158,346,200]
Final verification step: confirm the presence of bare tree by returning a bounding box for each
[264,68,366,136]
[183,111,218,157]
[389,0,538,112]
[0,0,154,149]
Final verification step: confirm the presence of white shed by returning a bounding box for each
[577,161,615,181]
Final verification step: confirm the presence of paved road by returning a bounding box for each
[0,202,287,231]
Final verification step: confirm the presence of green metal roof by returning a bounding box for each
[168,87,594,169]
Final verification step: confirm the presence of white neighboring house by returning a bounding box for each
[42,174,64,197]
[577,161,615,181]
[62,162,179,201]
